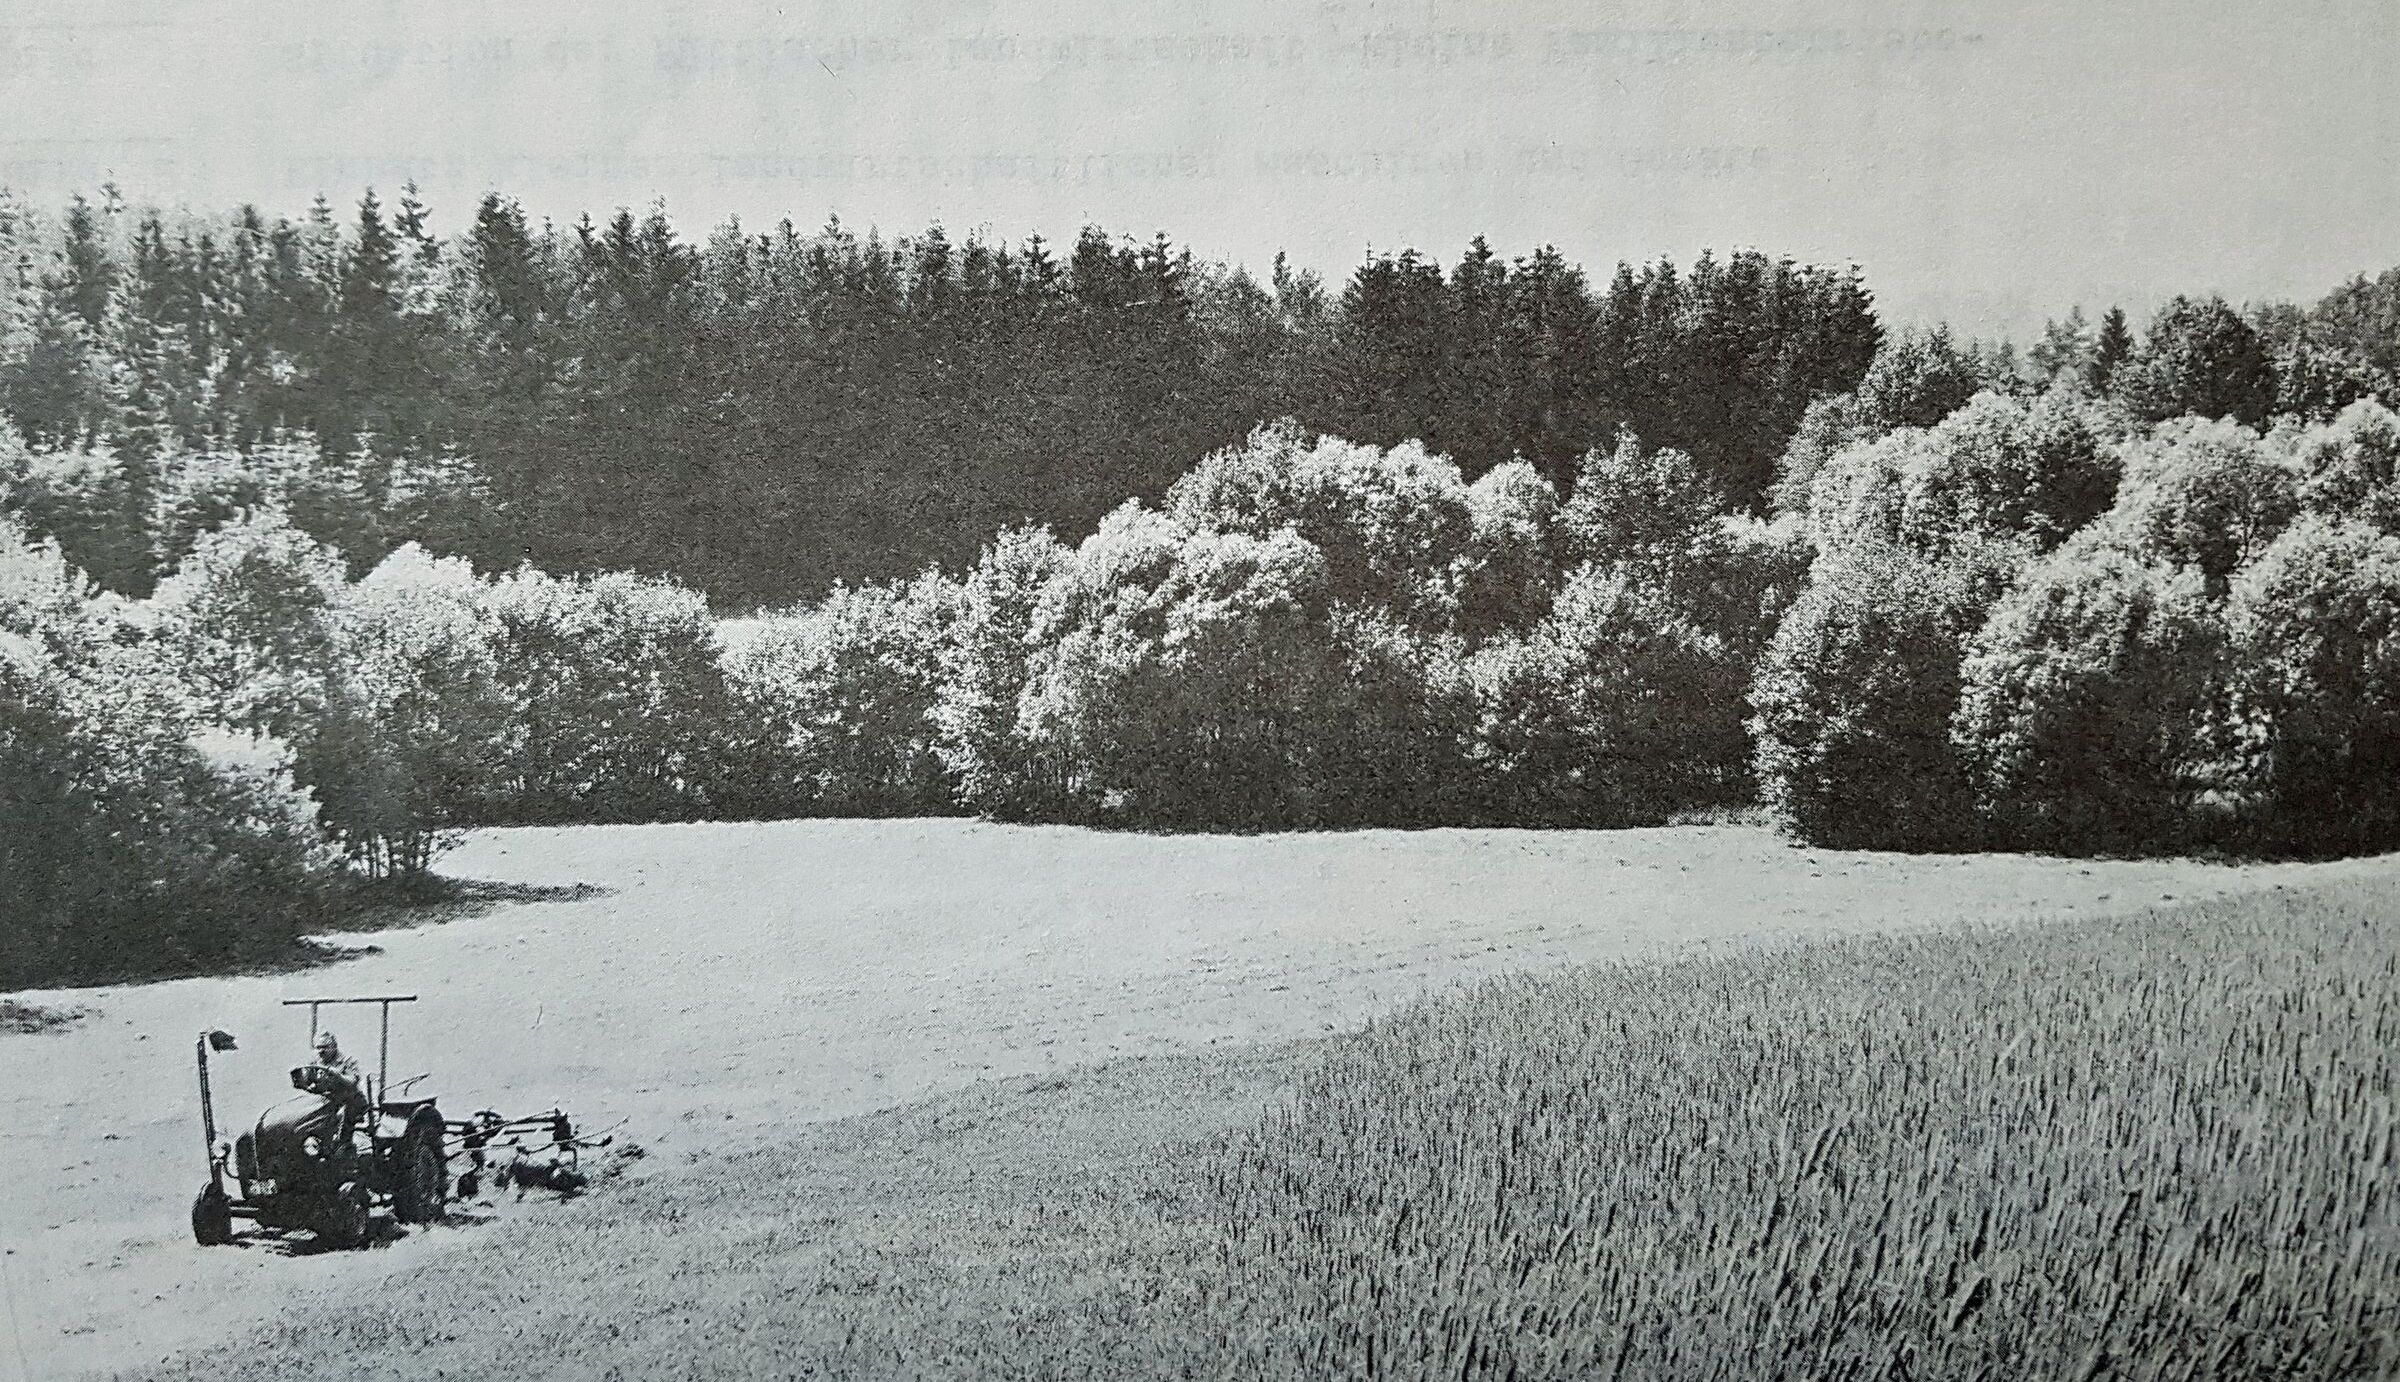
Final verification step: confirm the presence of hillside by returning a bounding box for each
[107,874,2400,1381]
[2,819,2387,1378]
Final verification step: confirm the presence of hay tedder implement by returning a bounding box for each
[191,995,613,1249]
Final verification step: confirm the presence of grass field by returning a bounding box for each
[119,881,2400,1381]
[1193,886,2400,1379]
[2,819,2390,1379]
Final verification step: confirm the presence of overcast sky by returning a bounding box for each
[2,0,2393,338]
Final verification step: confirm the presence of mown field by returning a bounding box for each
[118,875,2400,1382]
[20,817,2297,1379]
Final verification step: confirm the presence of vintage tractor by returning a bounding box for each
[191,994,615,1249]
[191,996,448,1249]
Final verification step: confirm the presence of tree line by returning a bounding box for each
[10,383,2399,983]
[721,385,2400,857]
[2,185,1890,601]
[8,183,2400,985]
[9,188,2390,611]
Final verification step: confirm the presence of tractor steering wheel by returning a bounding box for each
[291,1064,361,1102]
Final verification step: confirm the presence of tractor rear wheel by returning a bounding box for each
[317,1184,371,1250]
[392,1126,447,1225]
[191,1185,233,1246]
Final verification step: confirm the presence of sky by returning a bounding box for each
[1,0,2394,338]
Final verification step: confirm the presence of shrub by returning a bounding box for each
[481,565,729,823]
[148,516,523,877]
[1769,394,1868,520]
[933,525,1080,818]
[1560,435,1801,659]
[1557,434,1726,580]
[1952,534,2224,853]
[940,484,1490,828]
[1166,424,1477,630]
[149,509,351,749]
[1799,427,1913,553]
[1307,606,1477,826]
[2223,515,2400,854]
[1029,497,1495,829]
[1159,422,1308,536]
[147,510,424,869]
[1772,328,1992,517]
[2291,396,2400,535]
[1280,439,1475,624]
[1470,563,1748,825]
[0,679,336,983]
[1701,511,1813,660]
[0,628,78,970]
[334,545,515,875]
[1749,541,1995,850]
[721,571,962,818]
[1896,390,2119,553]
[1456,459,1560,637]
[1804,391,2119,560]
[0,514,121,657]
[1,523,336,984]
[1018,508,1323,827]
[2104,416,2300,585]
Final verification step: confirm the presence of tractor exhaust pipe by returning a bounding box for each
[195,1029,237,1195]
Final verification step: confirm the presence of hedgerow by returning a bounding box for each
[17,379,2400,982]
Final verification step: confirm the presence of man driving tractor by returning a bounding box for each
[189,995,602,1250]
[312,1029,369,1132]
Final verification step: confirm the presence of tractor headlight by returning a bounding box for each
[302,1136,321,1158]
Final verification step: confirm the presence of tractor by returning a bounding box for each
[191,996,447,1249]
[190,994,615,1249]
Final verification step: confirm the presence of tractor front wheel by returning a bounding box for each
[191,1185,233,1246]
[392,1126,447,1225]
[316,1184,371,1250]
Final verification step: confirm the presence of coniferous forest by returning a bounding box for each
[7,183,2400,983]
[1,186,1893,601]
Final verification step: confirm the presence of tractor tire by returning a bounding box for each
[392,1125,448,1225]
[317,1184,371,1251]
[191,1186,234,1247]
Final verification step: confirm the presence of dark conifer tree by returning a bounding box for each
[1498,244,1603,486]
[319,189,410,446]
[2092,306,2134,393]
[1324,249,1450,449]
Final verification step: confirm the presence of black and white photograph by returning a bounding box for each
[2,1,2397,1377]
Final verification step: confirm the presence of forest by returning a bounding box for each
[5,184,2400,982]
[1,185,1890,600]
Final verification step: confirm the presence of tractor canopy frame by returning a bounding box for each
[283,993,416,1107]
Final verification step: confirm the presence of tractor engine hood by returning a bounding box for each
[238,1094,342,1179]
